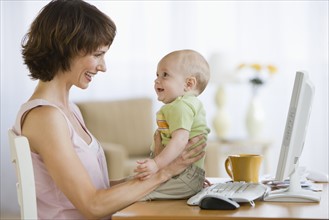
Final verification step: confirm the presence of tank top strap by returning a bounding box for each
[13,99,72,135]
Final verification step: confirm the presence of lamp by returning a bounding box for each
[209,53,236,140]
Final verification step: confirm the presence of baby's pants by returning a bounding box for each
[140,165,205,201]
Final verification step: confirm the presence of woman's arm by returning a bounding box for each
[22,106,205,219]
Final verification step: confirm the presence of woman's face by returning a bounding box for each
[69,45,109,89]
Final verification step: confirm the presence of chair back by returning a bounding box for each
[8,129,37,220]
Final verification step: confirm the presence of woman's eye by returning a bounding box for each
[94,51,105,58]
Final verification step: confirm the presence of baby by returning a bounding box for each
[135,49,211,200]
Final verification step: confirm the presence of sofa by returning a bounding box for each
[76,98,154,179]
[77,97,220,180]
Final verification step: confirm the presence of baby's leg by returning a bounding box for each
[140,165,205,201]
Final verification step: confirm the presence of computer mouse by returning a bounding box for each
[306,170,329,183]
[199,195,240,210]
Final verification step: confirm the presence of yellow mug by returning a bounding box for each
[224,154,263,183]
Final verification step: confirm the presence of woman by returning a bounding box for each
[13,0,206,219]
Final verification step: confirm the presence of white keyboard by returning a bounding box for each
[187,181,269,205]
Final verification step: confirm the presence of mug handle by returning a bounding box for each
[225,158,233,179]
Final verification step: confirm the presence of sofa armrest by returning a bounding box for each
[101,142,128,180]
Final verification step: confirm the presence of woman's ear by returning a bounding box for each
[185,76,197,91]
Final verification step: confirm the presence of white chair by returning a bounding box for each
[8,129,37,220]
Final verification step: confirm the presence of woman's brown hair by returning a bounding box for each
[22,0,116,81]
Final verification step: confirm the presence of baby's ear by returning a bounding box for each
[185,76,197,91]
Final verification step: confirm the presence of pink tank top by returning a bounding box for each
[13,99,110,219]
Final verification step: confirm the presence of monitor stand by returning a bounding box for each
[264,167,321,202]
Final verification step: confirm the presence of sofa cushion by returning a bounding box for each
[77,98,154,157]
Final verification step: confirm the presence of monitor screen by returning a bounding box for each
[264,71,320,202]
[275,71,314,181]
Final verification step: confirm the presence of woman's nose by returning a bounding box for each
[97,60,107,72]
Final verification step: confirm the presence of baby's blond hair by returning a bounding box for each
[163,49,210,95]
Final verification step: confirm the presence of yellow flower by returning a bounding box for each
[237,63,246,69]
[267,65,277,74]
[250,63,262,71]
[237,63,278,86]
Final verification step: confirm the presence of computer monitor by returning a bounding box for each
[264,71,321,202]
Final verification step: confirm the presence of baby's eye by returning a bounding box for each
[163,72,168,77]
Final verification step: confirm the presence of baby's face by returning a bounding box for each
[154,56,187,104]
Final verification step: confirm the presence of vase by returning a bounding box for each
[213,109,230,140]
[245,95,265,139]
[213,85,230,140]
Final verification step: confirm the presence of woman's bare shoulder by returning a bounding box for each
[23,105,66,127]
[22,105,70,152]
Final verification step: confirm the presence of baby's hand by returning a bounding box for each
[134,158,159,180]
